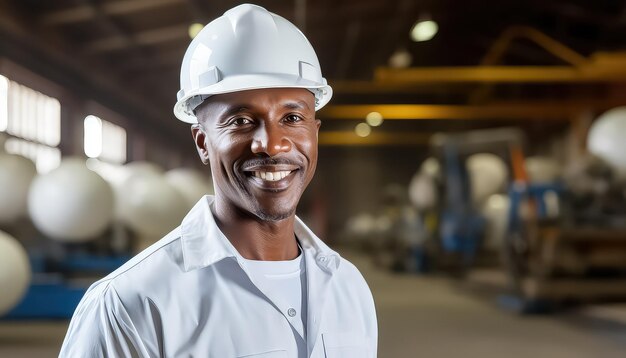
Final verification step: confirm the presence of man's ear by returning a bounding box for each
[315,118,321,138]
[191,124,210,165]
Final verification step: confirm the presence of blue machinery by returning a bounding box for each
[499,182,564,313]
[432,128,568,312]
[432,128,525,272]
[438,143,486,268]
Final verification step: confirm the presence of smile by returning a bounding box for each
[253,170,293,181]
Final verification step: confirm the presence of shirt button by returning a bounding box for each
[318,256,327,262]
[288,308,297,317]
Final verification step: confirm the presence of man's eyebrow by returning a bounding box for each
[221,105,250,118]
[283,100,310,110]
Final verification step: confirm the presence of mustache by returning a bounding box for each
[241,157,300,168]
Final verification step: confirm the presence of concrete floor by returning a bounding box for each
[1,251,626,357]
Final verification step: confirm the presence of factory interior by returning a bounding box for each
[2,0,626,357]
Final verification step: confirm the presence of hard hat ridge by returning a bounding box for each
[173,3,332,123]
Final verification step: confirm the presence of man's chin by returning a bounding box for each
[244,192,300,222]
[253,208,295,222]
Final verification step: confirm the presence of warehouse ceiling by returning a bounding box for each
[2,0,626,145]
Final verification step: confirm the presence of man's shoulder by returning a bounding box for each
[89,227,185,297]
[331,255,377,321]
[334,255,373,294]
[336,255,365,277]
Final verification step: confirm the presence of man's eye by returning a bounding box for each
[285,114,303,123]
[231,117,252,126]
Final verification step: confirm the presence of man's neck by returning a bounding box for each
[211,198,299,261]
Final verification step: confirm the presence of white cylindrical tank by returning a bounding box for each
[409,172,438,211]
[28,158,114,242]
[525,156,562,183]
[165,168,214,209]
[117,170,188,240]
[123,161,164,179]
[588,107,626,178]
[466,153,508,205]
[112,161,165,221]
[481,194,511,250]
[0,153,37,223]
[0,231,31,315]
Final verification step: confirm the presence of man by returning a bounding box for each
[60,4,377,357]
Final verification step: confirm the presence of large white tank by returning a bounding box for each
[111,161,164,220]
[525,156,562,183]
[0,153,37,223]
[481,194,511,250]
[0,231,31,315]
[28,158,114,242]
[466,153,508,205]
[116,168,188,239]
[408,172,438,211]
[588,107,626,178]
[165,168,214,209]
[123,161,163,179]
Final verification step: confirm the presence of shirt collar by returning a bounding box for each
[180,195,340,273]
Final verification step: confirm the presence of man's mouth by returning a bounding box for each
[252,170,295,182]
[242,164,300,189]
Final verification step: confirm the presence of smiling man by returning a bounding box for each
[60,4,377,358]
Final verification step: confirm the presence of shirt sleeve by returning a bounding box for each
[59,282,151,358]
[349,262,378,358]
[368,288,378,358]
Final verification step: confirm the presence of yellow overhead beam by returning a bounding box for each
[374,65,626,83]
[318,131,430,146]
[329,80,466,94]
[480,26,589,67]
[319,103,586,120]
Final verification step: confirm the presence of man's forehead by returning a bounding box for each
[211,88,313,105]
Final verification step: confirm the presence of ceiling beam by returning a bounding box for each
[329,80,475,94]
[41,0,185,25]
[85,24,189,53]
[318,131,431,146]
[319,102,617,121]
[0,8,188,145]
[374,63,626,83]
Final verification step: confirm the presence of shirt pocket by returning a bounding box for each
[322,332,370,358]
[236,349,288,358]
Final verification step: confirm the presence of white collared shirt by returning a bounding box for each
[59,196,377,358]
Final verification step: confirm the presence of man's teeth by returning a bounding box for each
[254,171,291,181]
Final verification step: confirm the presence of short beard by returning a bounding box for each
[253,207,296,222]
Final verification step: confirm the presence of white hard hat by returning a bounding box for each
[174,4,333,123]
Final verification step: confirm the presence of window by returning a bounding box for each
[0,74,62,173]
[84,115,127,164]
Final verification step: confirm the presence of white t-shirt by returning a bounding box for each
[243,246,308,357]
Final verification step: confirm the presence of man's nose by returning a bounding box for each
[251,124,292,156]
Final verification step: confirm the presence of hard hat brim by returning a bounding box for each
[173,74,332,124]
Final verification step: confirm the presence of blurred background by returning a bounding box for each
[1,0,626,357]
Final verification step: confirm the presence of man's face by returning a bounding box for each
[192,88,320,222]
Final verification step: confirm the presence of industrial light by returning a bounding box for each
[84,115,102,158]
[355,123,371,137]
[0,75,8,132]
[411,20,438,42]
[388,48,413,68]
[365,112,384,127]
[188,23,204,39]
